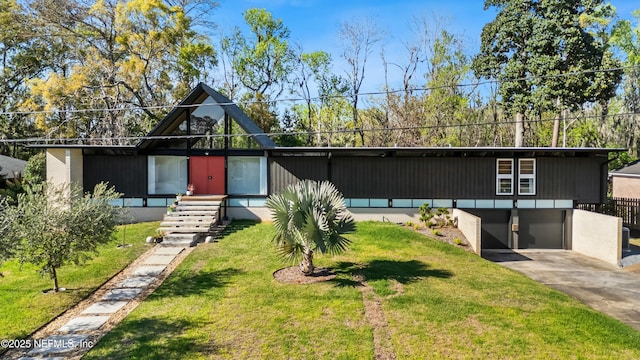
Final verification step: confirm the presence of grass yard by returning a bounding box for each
[0,221,159,340]
[84,220,640,359]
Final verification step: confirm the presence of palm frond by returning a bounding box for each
[266,179,357,269]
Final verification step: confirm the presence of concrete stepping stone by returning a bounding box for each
[81,301,128,315]
[143,255,176,265]
[102,288,143,301]
[132,265,166,277]
[26,334,89,356]
[58,316,110,333]
[119,276,156,288]
[154,246,184,255]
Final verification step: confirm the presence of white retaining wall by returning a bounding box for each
[572,209,622,266]
[452,209,481,254]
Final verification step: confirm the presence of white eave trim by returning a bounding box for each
[609,173,640,179]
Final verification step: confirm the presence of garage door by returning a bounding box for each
[468,210,511,250]
[518,209,565,249]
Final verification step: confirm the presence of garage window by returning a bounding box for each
[496,159,514,195]
[518,159,536,195]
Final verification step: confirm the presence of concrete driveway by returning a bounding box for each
[483,249,640,331]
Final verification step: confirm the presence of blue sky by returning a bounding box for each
[214,0,639,95]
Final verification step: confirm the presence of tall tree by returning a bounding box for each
[292,48,332,145]
[473,0,620,147]
[222,8,295,133]
[473,0,534,147]
[20,0,217,142]
[0,0,45,156]
[611,9,640,155]
[422,29,474,146]
[338,18,382,146]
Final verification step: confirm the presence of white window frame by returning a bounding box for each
[147,156,187,195]
[518,158,536,195]
[227,156,267,195]
[496,159,514,195]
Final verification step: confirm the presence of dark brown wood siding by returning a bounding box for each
[268,154,607,203]
[83,155,147,197]
[536,157,604,203]
[331,157,496,198]
[269,157,329,194]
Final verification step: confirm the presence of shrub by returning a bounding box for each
[419,203,453,228]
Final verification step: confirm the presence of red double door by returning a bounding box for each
[189,156,225,195]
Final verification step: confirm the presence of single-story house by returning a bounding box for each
[0,154,27,180]
[610,160,640,199]
[34,83,625,263]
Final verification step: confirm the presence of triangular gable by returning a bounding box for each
[138,83,276,150]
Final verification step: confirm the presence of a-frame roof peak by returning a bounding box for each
[138,83,276,149]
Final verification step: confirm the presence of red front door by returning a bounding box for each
[189,156,225,194]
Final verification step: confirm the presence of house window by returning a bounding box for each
[518,159,536,195]
[148,156,187,195]
[496,159,514,195]
[227,156,267,195]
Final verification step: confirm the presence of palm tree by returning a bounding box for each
[266,180,355,275]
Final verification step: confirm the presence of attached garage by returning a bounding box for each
[470,209,569,251]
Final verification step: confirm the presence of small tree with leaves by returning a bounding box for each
[5,182,122,292]
[419,203,453,228]
[266,180,355,275]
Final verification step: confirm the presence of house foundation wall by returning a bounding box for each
[572,209,622,266]
[126,208,167,223]
[227,207,423,223]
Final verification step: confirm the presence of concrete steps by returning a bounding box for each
[178,200,221,206]
[176,205,222,211]
[158,196,226,246]
[158,226,212,233]
[160,220,214,227]
[166,211,218,217]
[162,233,198,246]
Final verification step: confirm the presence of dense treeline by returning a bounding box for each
[1,0,639,159]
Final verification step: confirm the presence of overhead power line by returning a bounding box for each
[0,64,637,117]
[2,110,639,145]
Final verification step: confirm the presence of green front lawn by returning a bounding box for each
[0,221,159,340]
[86,221,640,359]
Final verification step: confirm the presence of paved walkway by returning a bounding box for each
[6,245,192,360]
[483,250,640,331]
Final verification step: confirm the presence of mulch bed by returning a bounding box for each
[273,266,336,284]
[413,225,474,252]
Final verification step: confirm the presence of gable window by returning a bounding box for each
[496,159,514,195]
[518,159,536,195]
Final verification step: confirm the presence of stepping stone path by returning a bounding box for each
[16,245,187,359]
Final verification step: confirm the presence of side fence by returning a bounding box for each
[577,197,640,230]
